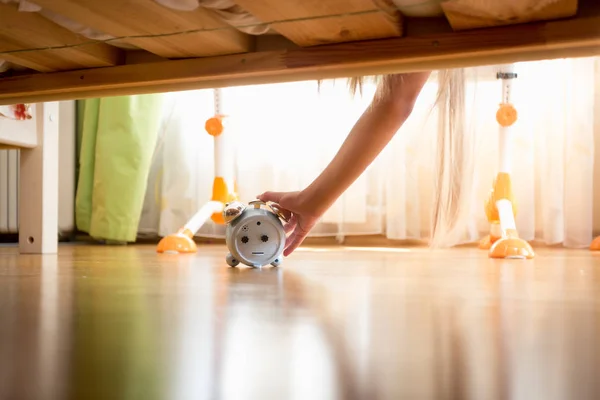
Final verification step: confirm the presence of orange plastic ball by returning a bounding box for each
[496,103,518,127]
[205,117,224,136]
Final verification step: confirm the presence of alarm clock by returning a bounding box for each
[223,200,289,268]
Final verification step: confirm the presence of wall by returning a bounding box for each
[593,61,600,236]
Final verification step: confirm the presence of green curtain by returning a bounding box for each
[75,95,164,243]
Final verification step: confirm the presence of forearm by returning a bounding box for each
[301,96,415,215]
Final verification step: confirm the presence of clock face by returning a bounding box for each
[226,210,285,267]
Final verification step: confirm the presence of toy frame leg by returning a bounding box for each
[488,199,534,259]
[479,222,501,250]
[19,102,59,254]
[157,201,223,254]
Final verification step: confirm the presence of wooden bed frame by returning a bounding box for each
[0,0,598,254]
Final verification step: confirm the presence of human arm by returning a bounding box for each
[258,72,431,255]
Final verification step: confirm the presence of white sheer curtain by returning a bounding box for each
[138,56,599,248]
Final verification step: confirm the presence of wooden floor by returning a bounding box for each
[1,243,599,400]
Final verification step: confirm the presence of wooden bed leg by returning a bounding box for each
[19,102,59,254]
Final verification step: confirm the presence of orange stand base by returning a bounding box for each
[478,234,500,250]
[590,236,600,251]
[489,237,535,259]
[156,229,198,254]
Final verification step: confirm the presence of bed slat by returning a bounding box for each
[231,0,403,46]
[1,3,599,106]
[441,0,579,31]
[0,3,122,72]
[32,0,253,58]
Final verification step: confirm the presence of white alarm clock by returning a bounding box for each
[223,200,289,268]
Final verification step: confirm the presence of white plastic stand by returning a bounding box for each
[157,88,238,254]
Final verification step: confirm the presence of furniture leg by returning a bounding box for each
[19,102,59,254]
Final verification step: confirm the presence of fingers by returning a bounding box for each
[284,214,297,234]
[283,228,307,257]
[270,202,293,221]
[284,234,305,257]
[257,191,285,204]
[278,206,293,222]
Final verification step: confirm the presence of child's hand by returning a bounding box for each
[256,72,430,256]
[257,190,321,256]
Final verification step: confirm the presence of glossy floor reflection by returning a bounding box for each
[0,244,599,400]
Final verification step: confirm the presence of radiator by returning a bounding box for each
[0,149,18,234]
[0,101,76,239]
